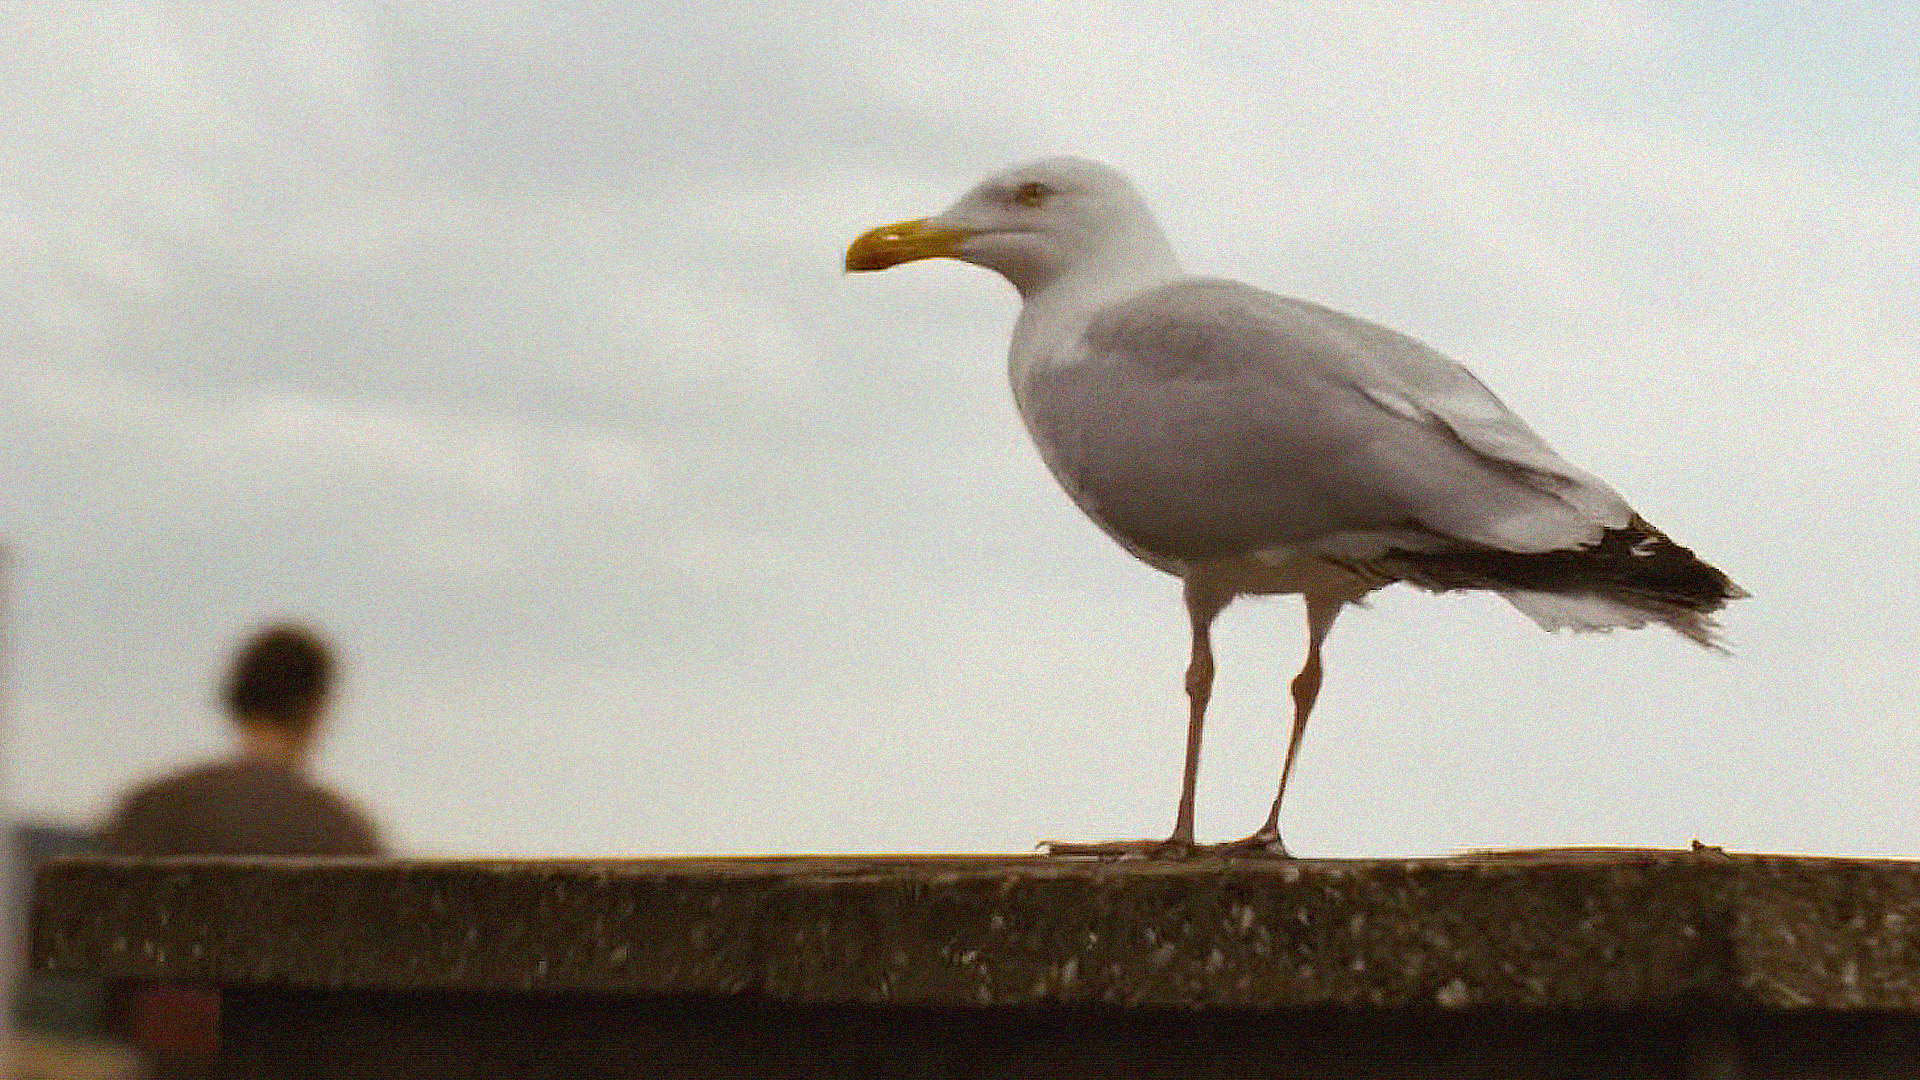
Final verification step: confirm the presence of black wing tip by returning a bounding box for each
[1386,518,1745,616]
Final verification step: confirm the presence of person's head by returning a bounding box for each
[224,622,334,735]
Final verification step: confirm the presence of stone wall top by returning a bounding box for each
[32,851,1920,1010]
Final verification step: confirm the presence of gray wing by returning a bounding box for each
[1014,278,1634,566]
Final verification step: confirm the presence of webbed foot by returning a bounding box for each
[1202,829,1294,859]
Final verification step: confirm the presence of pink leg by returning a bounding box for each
[1042,580,1230,860]
[1167,581,1229,849]
[1217,593,1343,858]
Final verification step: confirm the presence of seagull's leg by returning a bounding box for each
[1216,593,1343,858]
[1164,579,1230,853]
[1041,580,1229,860]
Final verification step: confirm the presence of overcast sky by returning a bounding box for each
[4,2,1917,858]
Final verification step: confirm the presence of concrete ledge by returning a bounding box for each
[31,852,1920,1009]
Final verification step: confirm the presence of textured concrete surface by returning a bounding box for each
[31,852,1920,1009]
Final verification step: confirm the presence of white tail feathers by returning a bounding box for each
[1500,589,1723,650]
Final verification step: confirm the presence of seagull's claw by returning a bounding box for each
[1203,830,1295,860]
[1039,837,1199,860]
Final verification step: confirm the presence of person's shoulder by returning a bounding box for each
[102,760,294,831]
[97,758,231,854]
[286,774,388,856]
[109,759,236,811]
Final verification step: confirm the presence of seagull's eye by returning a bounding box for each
[1011,181,1052,208]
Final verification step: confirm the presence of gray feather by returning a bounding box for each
[1018,279,1632,565]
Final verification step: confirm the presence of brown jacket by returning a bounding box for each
[99,761,384,857]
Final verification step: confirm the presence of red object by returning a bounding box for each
[128,983,221,1052]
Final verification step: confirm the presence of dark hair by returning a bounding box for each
[224,623,334,728]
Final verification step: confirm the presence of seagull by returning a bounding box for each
[845,157,1744,858]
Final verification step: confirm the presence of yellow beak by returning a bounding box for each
[844,219,975,272]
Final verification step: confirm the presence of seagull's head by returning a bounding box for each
[846,157,1180,299]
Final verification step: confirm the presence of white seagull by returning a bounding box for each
[846,157,1744,858]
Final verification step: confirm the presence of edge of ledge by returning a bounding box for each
[32,852,1920,1010]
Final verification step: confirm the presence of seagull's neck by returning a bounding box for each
[1010,240,1182,383]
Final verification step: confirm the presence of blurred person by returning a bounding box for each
[99,622,385,858]
[96,622,385,1078]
